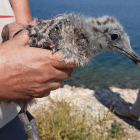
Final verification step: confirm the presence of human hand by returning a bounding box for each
[1,22,24,42]
[0,23,76,100]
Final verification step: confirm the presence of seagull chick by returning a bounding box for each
[27,14,140,66]
[5,14,140,109]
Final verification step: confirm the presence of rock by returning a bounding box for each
[28,85,140,139]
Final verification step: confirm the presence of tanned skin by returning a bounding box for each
[10,0,32,25]
[0,23,75,100]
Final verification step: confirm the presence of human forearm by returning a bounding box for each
[10,0,32,25]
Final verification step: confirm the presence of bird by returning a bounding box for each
[3,13,140,109]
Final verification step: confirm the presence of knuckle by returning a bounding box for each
[34,87,44,95]
[36,74,50,83]
[37,76,46,83]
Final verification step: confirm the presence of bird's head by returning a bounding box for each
[88,16,140,66]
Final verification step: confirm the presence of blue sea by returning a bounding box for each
[29,0,140,89]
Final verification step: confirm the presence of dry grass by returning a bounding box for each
[28,96,129,140]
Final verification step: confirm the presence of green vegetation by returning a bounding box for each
[28,96,128,140]
[107,120,127,139]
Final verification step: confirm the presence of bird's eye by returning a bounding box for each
[111,34,119,40]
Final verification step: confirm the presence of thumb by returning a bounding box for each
[11,29,30,46]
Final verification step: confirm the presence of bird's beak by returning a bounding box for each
[114,45,140,66]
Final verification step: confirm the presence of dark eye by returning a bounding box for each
[111,34,119,40]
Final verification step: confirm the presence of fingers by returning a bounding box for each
[46,67,73,82]
[58,68,73,78]
[53,60,76,69]
[45,81,63,91]
[13,29,30,45]
[3,22,30,46]
[45,51,76,69]
[1,22,30,46]
[1,22,24,41]
[34,91,50,98]
[9,29,30,47]
[32,81,62,98]
[8,23,24,39]
[31,68,73,98]
[1,24,9,43]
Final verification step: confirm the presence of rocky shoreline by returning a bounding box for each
[29,85,140,140]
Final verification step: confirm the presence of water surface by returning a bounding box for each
[29,0,140,89]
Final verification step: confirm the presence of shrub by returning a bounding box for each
[28,96,128,140]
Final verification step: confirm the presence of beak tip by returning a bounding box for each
[137,62,140,66]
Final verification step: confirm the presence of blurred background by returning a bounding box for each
[29,0,140,89]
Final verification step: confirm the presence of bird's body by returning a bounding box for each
[27,14,123,66]
[4,14,140,109]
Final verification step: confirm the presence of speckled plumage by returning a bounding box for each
[4,14,140,109]
[26,14,134,66]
